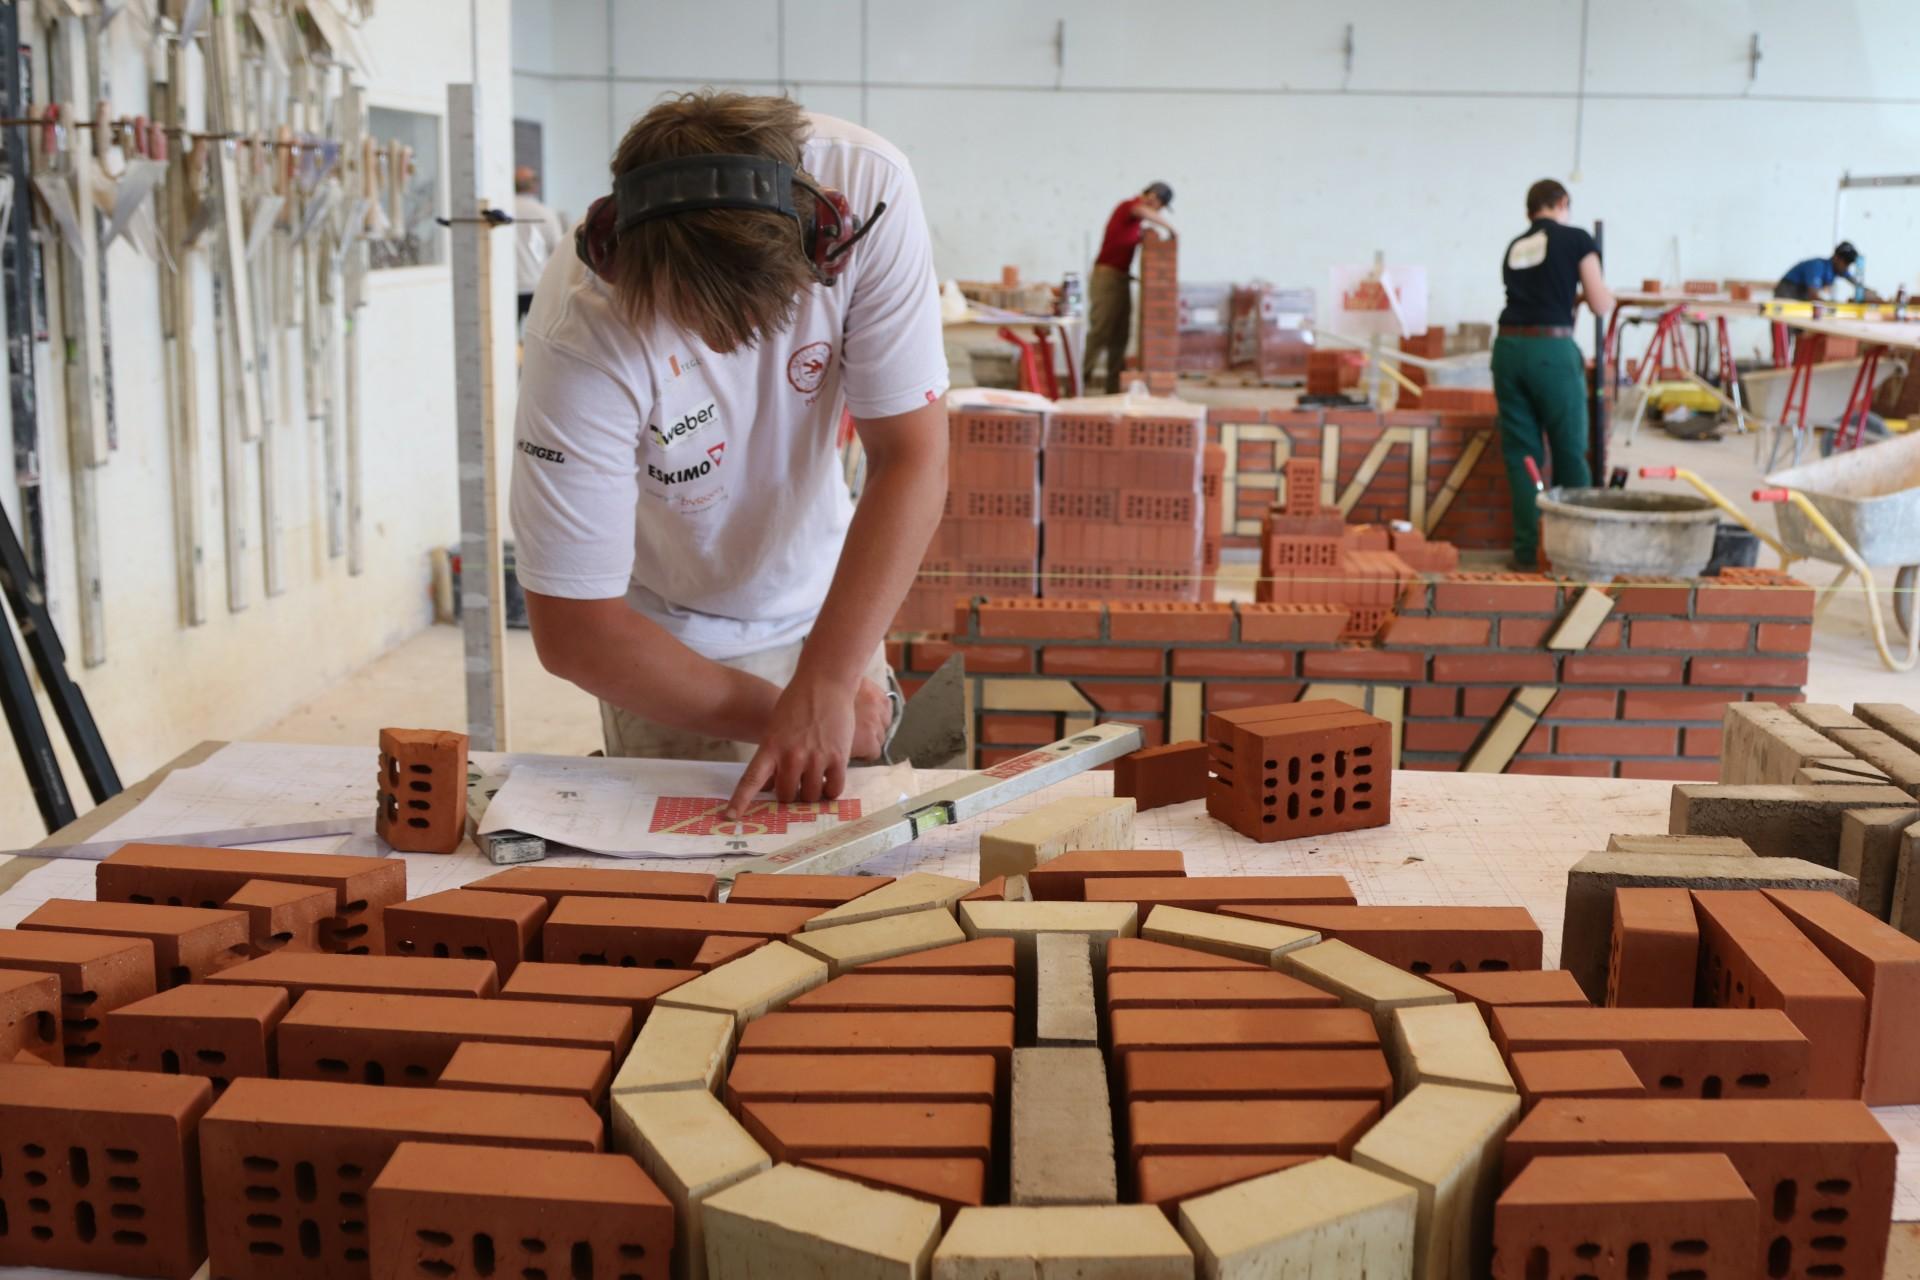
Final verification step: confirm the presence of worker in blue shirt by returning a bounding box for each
[1776,242,1863,301]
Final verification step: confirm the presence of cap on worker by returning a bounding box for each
[1834,240,1859,265]
[1144,181,1173,209]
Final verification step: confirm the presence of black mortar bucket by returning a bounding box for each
[1705,523,1761,575]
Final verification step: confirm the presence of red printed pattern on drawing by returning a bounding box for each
[649,796,861,837]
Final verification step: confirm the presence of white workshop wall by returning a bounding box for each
[0,0,518,847]
[513,0,1920,334]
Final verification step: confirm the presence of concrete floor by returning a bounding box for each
[257,417,1900,753]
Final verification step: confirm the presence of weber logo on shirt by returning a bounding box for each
[648,401,719,450]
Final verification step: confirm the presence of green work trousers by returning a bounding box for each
[1491,334,1592,566]
[1084,264,1132,394]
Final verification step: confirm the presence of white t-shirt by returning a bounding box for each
[510,114,949,660]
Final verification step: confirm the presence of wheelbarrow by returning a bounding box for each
[1640,430,1920,672]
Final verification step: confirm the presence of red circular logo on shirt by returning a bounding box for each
[787,342,833,394]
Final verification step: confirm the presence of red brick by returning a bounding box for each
[0,969,62,1065]
[1041,646,1165,676]
[1696,572,1814,618]
[736,1011,1015,1078]
[1609,576,1694,615]
[1127,1098,1380,1162]
[1503,1098,1893,1279]
[1761,890,1920,1106]
[1025,850,1191,904]
[1616,760,1720,780]
[1124,1049,1391,1108]
[1493,1152,1757,1277]
[1432,652,1556,683]
[1608,889,1697,1008]
[1692,891,1867,1098]
[726,1053,998,1109]
[0,931,156,1065]
[1689,655,1808,688]
[1299,648,1425,681]
[799,1157,984,1224]
[1170,648,1297,677]
[1134,1155,1314,1214]
[541,899,819,968]
[939,640,1035,673]
[223,880,335,954]
[1114,743,1211,813]
[1630,619,1752,650]
[1403,721,1482,753]
[1507,1049,1647,1109]
[1540,688,1620,719]
[1236,603,1350,644]
[858,939,1016,977]
[1562,654,1685,683]
[499,963,693,1021]
[1429,970,1590,1016]
[979,712,1058,744]
[1433,573,1560,614]
[787,974,1014,1014]
[1756,622,1814,653]
[1378,615,1491,647]
[1619,689,1737,721]
[693,936,767,970]
[743,1099,995,1163]
[1491,1006,1810,1101]
[1106,938,1266,973]
[977,598,1103,639]
[1107,970,1339,1012]
[727,874,894,909]
[377,727,469,854]
[1108,601,1234,642]
[384,888,548,980]
[1555,725,1678,757]
[368,1144,671,1277]
[20,899,251,990]
[1094,880,1361,924]
[1230,905,1542,974]
[102,983,288,1090]
[1204,682,1305,712]
[434,1042,614,1108]
[1684,727,1723,757]
[0,1064,214,1277]
[211,952,500,1000]
[464,866,717,907]
[1459,686,1517,716]
[1073,682,1165,714]
[1497,617,1551,647]
[1407,686,1457,717]
[1109,1008,1380,1062]
[277,992,633,1087]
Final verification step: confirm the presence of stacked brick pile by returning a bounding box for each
[895,393,1047,633]
[1175,282,1230,375]
[893,569,1816,773]
[1304,348,1363,396]
[1398,325,1445,395]
[1135,229,1178,395]
[1227,283,1312,379]
[1257,455,1457,640]
[1041,393,1209,604]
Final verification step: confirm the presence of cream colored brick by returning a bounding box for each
[1387,1002,1514,1099]
[1279,939,1454,1037]
[611,1004,735,1095]
[802,872,977,931]
[1012,1047,1116,1206]
[1350,1083,1519,1280]
[789,908,966,977]
[703,1163,940,1279]
[1035,932,1098,1047]
[977,797,1136,883]
[1604,834,1754,857]
[932,1205,1192,1278]
[958,899,1138,969]
[613,1088,770,1280]
[1142,903,1320,966]
[655,941,828,1027]
[1177,1156,1417,1278]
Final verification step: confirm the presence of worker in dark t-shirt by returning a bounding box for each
[1776,242,1865,302]
[1084,182,1175,393]
[1493,179,1615,570]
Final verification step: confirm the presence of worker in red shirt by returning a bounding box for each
[1084,182,1175,392]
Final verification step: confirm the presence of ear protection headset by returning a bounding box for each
[575,153,887,287]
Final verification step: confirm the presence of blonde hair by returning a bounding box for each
[607,92,815,353]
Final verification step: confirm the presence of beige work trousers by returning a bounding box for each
[599,638,895,763]
[1083,263,1133,394]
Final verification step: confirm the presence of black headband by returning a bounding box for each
[611,154,804,237]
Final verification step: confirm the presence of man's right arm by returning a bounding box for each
[1577,251,1615,319]
[523,592,781,741]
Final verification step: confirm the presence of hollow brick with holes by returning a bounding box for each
[0,967,63,1065]
[1502,1097,1894,1280]
[1508,1048,1647,1112]
[1205,700,1391,842]
[275,991,632,1088]
[0,932,155,1066]
[0,1062,214,1278]
[382,887,548,979]
[367,1141,672,1280]
[1490,1152,1757,1280]
[1025,849,1187,901]
[18,899,251,991]
[95,843,407,955]
[540,898,819,969]
[1228,905,1542,975]
[1497,1004,1815,1108]
[375,728,469,854]
[201,1077,602,1280]
[222,880,334,955]
[102,982,288,1091]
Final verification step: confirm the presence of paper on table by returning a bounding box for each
[477,757,915,859]
[86,742,379,850]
